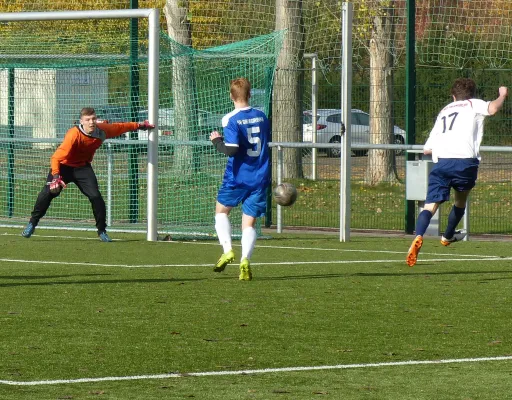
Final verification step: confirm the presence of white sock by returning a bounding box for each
[241,227,257,260]
[215,213,232,253]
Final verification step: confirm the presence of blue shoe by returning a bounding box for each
[22,222,35,238]
[98,231,112,242]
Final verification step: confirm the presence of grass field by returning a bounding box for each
[1,228,512,399]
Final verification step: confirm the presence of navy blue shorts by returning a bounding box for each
[425,158,479,204]
[217,184,268,218]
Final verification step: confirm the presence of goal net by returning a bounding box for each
[0,10,284,239]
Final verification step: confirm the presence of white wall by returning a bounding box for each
[0,67,108,147]
[56,68,108,136]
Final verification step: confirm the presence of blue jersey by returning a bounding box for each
[221,107,270,190]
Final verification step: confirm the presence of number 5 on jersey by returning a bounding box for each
[247,126,261,156]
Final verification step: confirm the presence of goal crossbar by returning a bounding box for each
[0,9,154,22]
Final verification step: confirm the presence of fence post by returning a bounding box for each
[7,68,15,217]
[128,0,140,224]
[304,53,318,180]
[463,199,470,241]
[107,142,113,227]
[405,0,417,234]
[277,145,283,233]
[340,2,353,242]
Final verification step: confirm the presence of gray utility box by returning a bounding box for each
[406,159,439,236]
[406,160,433,201]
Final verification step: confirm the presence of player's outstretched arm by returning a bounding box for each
[99,121,154,139]
[488,86,508,115]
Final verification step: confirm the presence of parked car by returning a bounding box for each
[302,108,406,157]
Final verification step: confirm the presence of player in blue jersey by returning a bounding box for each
[406,78,508,267]
[209,77,271,281]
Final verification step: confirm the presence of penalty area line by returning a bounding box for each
[0,257,507,268]
[0,257,506,269]
[2,232,497,259]
[1,355,512,386]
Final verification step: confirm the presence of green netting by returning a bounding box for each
[0,14,284,238]
[3,1,512,236]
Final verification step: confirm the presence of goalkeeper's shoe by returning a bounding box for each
[441,229,467,246]
[406,235,423,267]
[98,231,113,242]
[213,250,235,272]
[21,222,35,238]
[239,258,253,281]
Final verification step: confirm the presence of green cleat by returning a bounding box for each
[239,258,253,281]
[213,250,235,272]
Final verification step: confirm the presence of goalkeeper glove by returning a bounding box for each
[49,174,66,194]
[138,120,155,130]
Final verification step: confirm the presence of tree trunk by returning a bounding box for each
[273,0,304,180]
[164,0,198,179]
[364,3,399,186]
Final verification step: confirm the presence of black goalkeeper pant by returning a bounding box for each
[29,163,107,233]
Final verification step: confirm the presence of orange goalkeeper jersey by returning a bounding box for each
[51,122,139,175]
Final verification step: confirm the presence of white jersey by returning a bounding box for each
[424,99,490,162]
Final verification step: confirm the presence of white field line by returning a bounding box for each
[0,232,498,259]
[0,257,508,268]
[257,245,499,258]
[1,232,122,241]
[1,355,512,386]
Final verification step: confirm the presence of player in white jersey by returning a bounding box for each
[407,78,508,267]
[209,77,271,281]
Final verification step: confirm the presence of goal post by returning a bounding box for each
[0,9,160,241]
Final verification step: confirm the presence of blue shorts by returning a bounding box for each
[425,158,479,204]
[217,184,268,218]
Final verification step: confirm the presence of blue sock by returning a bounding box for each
[415,210,433,236]
[443,205,465,239]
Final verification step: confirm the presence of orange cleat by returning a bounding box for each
[406,235,423,267]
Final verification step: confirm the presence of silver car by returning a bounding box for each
[302,108,406,157]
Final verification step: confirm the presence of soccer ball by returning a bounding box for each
[273,183,298,207]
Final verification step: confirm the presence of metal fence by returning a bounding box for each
[2,135,512,239]
[268,142,512,238]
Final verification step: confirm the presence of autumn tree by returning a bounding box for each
[164,0,200,178]
[355,0,400,186]
[273,0,305,179]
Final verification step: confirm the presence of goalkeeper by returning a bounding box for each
[21,107,154,242]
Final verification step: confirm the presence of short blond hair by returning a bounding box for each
[230,78,251,102]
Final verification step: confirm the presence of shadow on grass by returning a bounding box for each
[0,276,206,288]
[253,268,512,281]
[0,273,112,280]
